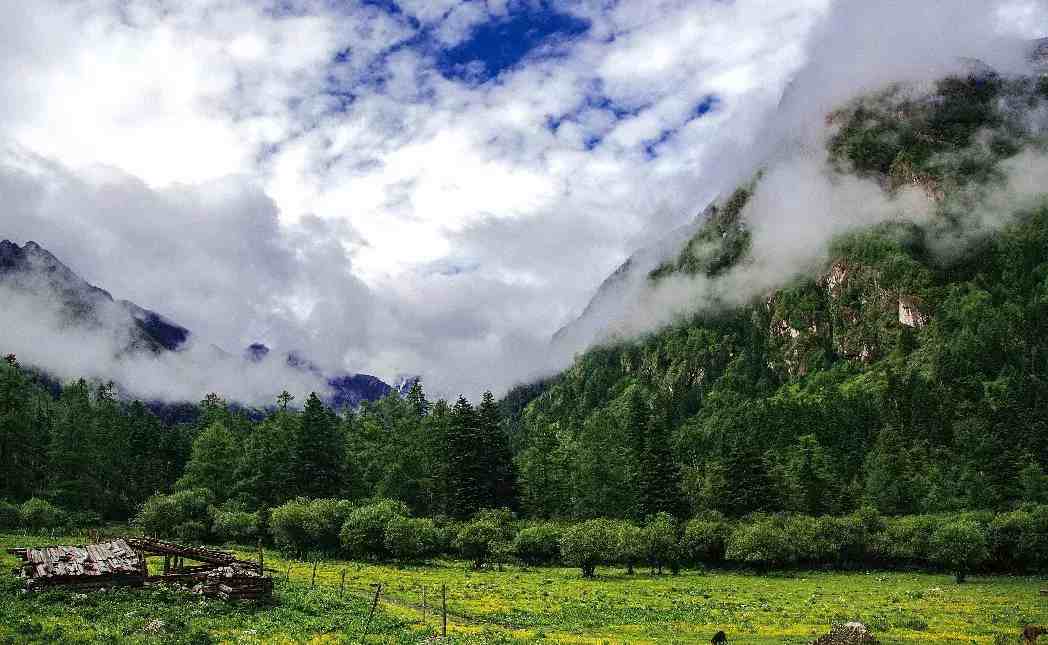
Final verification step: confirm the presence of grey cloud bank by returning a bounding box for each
[0,0,1045,402]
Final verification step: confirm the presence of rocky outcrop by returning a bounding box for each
[1,239,398,408]
[888,157,946,202]
[810,622,879,645]
[1031,37,1048,72]
[898,296,929,328]
[1,239,190,354]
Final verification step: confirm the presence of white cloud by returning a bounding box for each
[5,0,1037,401]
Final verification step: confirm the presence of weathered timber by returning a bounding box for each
[9,537,271,603]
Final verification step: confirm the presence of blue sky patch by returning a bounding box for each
[436,2,590,83]
[643,94,721,158]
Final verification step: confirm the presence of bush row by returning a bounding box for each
[134,489,260,543]
[0,498,101,533]
[128,492,1048,579]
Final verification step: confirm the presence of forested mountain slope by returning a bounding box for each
[505,70,1048,520]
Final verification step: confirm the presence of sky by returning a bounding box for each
[0,0,1045,401]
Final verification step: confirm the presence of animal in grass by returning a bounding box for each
[1023,625,1046,643]
[810,622,879,645]
[711,630,728,644]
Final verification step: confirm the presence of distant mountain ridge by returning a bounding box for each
[0,239,190,354]
[0,239,399,408]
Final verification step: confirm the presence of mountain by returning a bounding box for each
[551,218,701,355]
[502,58,1048,518]
[0,240,398,408]
[0,239,190,354]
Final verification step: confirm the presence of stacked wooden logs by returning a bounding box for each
[195,565,273,602]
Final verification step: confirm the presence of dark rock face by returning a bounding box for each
[327,373,393,410]
[1,239,399,408]
[0,240,189,354]
[244,343,271,362]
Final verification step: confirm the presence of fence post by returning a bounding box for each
[361,583,382,644]
[311,559,318,589]
[258,539,264,573]
[422,585,427,625]
[442,583,447,637]
[286,563,293,584]
[340,570,347,599]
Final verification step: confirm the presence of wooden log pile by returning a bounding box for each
[8,537,271,602]
[6,539,146,590]
[194,565,274,601]
[126,536,259,570]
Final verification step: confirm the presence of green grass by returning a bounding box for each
[2,533,1045,643]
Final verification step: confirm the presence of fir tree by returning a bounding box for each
[294,392,345,499]
[477,391,517,510]
[625,387,650,520]
[176,421,238,498]
[448,396,482,518]
[638,402,683,519]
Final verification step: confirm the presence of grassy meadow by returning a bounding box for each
[1,533,1045,644]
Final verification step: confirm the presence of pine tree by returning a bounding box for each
[294,392,345,499]
[638,402,683,519]
[718,433,779,516]
[863,425,916,514]
[234,413,297,507]
[406,381,430,418]
[477,391,517,510]
[48,380,104,511]
[448,396,482,518]
[423,399,452,515]
[625,387,650,520]
[176,421,238,498]
[785,434,841,515]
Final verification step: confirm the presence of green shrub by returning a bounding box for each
[340,499,409,560]
[269,499,310,555]
[873,514,939,565]
[513,523,563,567]
[725,516,796,570]
[643,513,681,574]
[209,507,259,543]
[560,518,615,578]
[271,498,355,556]
[0,500,19,529]
[19,498,64,531]
[611,521,645,574]
[303,499,355,553]
[808,515,869,567]
[134,488,214,538]
[681,517,730,566]
[454,519,502,570]
[989,506,1048,572]
[173,520,209,543]
[383,516,439,562]
[929,519,989,583]
[784,515,822,564]
[62,510,102,532]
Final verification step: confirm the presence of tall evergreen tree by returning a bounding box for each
[294,392,345,499]
[423,398,452,515]
[625,386,650,520]
[477,391,517,510]
[48,380,104,511]
[235,412,297,508]
[638,401,683,519]
[448,396,482,518]
[176,421,238,498]
[0,358,46,501]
